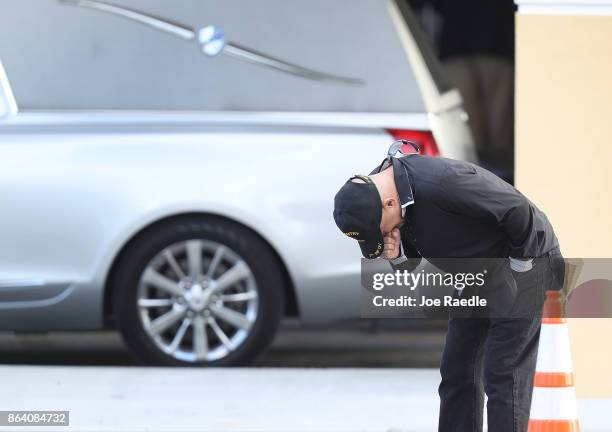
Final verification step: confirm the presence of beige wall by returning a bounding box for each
[516,12,612,397]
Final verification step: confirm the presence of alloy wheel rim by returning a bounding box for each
[137,239,258,362]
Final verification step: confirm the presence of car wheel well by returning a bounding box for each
[103,212,299,327]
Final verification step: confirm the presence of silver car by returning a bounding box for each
[0,0,475,365]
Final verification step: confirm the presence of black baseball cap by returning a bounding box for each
[333,175,384,259]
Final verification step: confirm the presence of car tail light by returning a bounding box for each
[386,129,440,156]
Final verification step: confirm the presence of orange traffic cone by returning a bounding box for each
[528,291,580,432]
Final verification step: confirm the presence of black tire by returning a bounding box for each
[111,216,284,366]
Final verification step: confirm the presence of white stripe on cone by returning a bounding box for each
[530,387,579,420]
[536,323,573,373]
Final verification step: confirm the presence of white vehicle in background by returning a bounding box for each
[0,0,475,366]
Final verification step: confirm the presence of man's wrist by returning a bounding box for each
[390,254,408,265]
[390,242,407,265]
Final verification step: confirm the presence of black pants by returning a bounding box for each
[438,249,565,432]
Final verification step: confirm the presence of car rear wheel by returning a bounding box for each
[112,217,284,366]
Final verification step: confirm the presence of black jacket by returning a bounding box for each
[372,155,559,267]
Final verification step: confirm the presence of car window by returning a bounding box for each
[0,0,426,113]
[394,0,454,95]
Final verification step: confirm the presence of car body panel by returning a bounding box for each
[0,116,411,329]
[0,60,17,119]
[0,0,425,113]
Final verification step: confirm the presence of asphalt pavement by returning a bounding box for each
[0,322,609,431]
[0,320,446,367]
[0,365,610,432]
